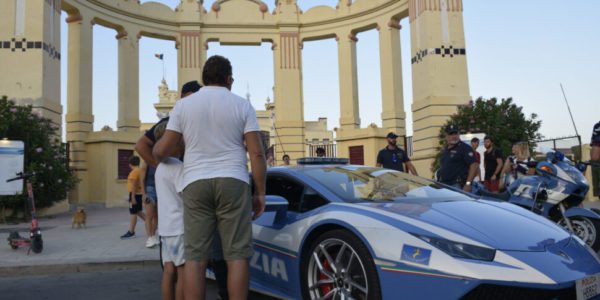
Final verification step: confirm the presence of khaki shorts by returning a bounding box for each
[182,177,253,261]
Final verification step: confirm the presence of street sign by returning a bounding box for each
[0,140,25,195]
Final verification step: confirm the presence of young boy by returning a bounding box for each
[121,156,146,239]
[154,124,186,300]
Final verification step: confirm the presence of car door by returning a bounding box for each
[251,173,329,297]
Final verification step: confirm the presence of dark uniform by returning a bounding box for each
[439,141,475,187]
[593,121,600,147]
[377,147,410,172]
[591,121,600,197]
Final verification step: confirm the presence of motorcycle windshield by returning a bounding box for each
[556,160,588,186]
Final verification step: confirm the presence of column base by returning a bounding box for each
[68,169,89,204]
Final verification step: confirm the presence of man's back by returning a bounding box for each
[167,86,259,188]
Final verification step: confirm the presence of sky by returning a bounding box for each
[59,0,600,145]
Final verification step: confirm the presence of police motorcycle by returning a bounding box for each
[472,150,600,252]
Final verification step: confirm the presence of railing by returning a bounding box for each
[308,143,337,158]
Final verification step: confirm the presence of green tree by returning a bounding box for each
[0,96,77,219]
[432,97,543,173]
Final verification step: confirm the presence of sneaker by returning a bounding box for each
[120,231,135,239]
[146,235,158,248]
[152,235,160,247]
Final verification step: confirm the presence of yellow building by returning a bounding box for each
[1,0,471,209]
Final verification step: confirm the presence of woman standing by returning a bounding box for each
[499,142,536,189]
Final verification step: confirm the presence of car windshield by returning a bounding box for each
[303,166,471,203]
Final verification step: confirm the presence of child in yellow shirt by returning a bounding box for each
[121,156,146,239]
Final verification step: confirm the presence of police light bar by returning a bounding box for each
[296,157,349,165]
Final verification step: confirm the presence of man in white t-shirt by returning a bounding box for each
[153,55,266,300]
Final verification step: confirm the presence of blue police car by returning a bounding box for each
[247,158,600,299]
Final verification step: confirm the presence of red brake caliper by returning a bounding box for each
[319,258,334,295]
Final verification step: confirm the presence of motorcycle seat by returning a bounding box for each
[479,189,511,201]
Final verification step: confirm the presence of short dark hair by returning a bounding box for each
[128,155,140,166]
[202,55,232,86]
[282,154,290,160]
[471,137,480,143]
[484,135,494,143]
[316,147,326,154]
[181,80,201,97]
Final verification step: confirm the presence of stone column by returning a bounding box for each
[409,0,470,177]
[337,32,360,130]
[0,0,62,125]
[272,32,305,163]
[65,12,94,203]
[116,28,141,131]
[379,18,406,138]
[177,32,203,90]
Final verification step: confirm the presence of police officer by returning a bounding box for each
[591,121,600,199]
[438,125,478,192]
[376,132,418,175]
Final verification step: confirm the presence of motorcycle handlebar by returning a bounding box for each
[582,161,600,167]
[515,160,538,168]
[6,172,35,182]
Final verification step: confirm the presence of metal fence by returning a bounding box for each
[532,135,582,160]
[308,143,337,158]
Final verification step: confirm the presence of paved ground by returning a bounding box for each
[0,268,274,300]
[0,205,158,272]
[0,205,277,299]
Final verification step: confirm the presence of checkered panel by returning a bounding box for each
[0,37,60,60]
[411,45,466,64]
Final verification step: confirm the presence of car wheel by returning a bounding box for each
[301,229,381,300]
[559,217,600,252]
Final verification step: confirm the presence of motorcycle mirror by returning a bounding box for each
[554,151,565,162]
[577,163,588,173]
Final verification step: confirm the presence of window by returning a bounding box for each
[118,149,134,179]
[266,176,304,212]
[302,187,328,212]
[349,146,364,165]
[303,166,469,203]
[266,175,329,213]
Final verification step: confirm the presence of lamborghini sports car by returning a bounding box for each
[247,159,600,300]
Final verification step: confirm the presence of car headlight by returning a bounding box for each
[414,234,496,261]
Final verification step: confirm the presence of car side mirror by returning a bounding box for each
[265,195,288,224]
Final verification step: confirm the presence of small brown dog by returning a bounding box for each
[72,207,87,229]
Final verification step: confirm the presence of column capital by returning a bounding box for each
[335,33,358,43]
[387,19,402,30]
[65,13,82,24]
[115,30,128,40]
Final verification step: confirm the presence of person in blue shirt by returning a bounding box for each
[376,132,418,175]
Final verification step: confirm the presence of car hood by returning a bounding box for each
[359,199,570,251]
